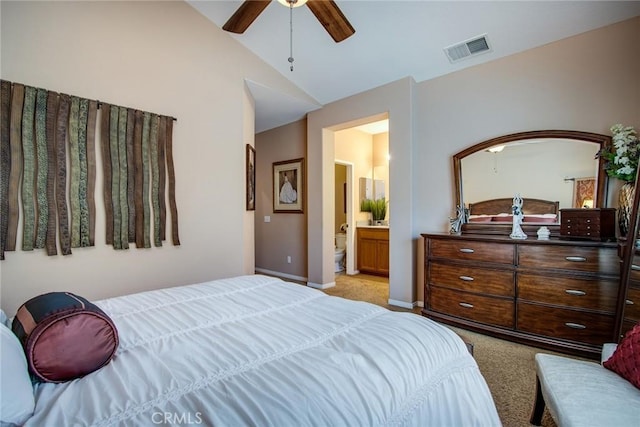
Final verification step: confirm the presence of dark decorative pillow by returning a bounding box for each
[12,292,119,383]
[603,323,640,389]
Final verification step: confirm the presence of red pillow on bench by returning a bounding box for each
[604,323,640,389]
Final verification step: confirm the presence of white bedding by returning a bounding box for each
[25,275,500,426]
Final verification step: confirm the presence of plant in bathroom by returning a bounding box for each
[370,198,388,222]
[360,198,373,212]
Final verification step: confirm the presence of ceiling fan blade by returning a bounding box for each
[222,0,272,34]
[306,0,355,43]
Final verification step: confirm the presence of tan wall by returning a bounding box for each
[254,119,307,280]
[335,128,375,225]
[334,165,347,235]
[413,17,640,303]
[307,79,414,299]
[0,1,313,314]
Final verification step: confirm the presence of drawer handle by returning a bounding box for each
[565,256,587,262]
[459,276,474,282]
[626,299,635,305]
[459,302,474,309]
[565,322,586,329]
[565,290,586,296]
[459,248,474,254]
[632,264,640,271]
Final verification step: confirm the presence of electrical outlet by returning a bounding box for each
[287,256,291,264]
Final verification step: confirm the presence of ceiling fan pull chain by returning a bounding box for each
[288,2,294,71]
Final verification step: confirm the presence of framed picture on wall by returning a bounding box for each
[246,144,256,211]
[273,158,304,213]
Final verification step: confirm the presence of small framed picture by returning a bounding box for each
[246,144,256,211]
[273,158,304,213]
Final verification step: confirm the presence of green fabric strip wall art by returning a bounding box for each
[56,94,72,255]
[45,91,60,256]
[69,96,81,248]
[0,80,180,260]
[34,88,48,250]
[0,81,11,260]
[7,84,25,253]
[21,86,36,251]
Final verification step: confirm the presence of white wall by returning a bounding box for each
[413,17,640,236]
[305,17,639,307]
[0,1,313,314]
[413,17,639,303]
[307,78,415,305]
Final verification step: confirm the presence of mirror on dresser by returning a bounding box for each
[452,130,612,235]
[615,167,640,340]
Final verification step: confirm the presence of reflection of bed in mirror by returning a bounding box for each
[467,198,559,224]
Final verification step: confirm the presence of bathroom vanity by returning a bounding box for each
[356,227,389,277]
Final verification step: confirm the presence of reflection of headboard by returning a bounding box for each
[468,198,560,216]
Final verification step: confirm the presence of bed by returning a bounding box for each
[5,275,500,426]
[468,197,559,223]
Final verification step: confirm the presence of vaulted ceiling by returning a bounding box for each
[189,1,640,132]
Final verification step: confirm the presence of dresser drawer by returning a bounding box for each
[517,302,614,345]
[559,208,615,240]
[518,245,619,275]
[623,287,640,321]
[518,273,618,312]
[430,263,514,297]
[429,239,514,264]
[429,286,514,328]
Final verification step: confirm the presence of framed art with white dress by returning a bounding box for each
[273,158,304,213]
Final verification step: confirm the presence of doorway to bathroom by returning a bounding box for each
[334,118,390,281]
[334,160,355,274]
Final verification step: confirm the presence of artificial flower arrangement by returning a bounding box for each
[597,124,639,183]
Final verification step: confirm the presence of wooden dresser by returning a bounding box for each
[621,248,640,336]
[422,233,620,358]
[357,227,389,277]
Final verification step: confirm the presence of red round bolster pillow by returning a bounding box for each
[12,292,119,383]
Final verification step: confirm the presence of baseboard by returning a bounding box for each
[388,298,414,310]
[254,268,307,283]
[415,301,424,308]
[307,281,336,290]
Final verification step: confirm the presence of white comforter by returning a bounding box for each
[26,275,500,426]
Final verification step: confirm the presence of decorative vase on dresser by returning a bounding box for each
[422,233,620,358]
[618,182,635,236]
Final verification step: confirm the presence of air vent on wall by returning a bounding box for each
[444,34,491,63]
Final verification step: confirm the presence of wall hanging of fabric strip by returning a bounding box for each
[0,79,180,260]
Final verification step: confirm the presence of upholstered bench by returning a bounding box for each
[530,344,640,426]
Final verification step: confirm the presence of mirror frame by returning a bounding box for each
[453,130,612,232]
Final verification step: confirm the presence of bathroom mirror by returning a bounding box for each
[359,177,372,204]
[453,130,611,232]
[359,178,385,211]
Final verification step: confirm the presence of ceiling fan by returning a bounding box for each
[222,0,355,43]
